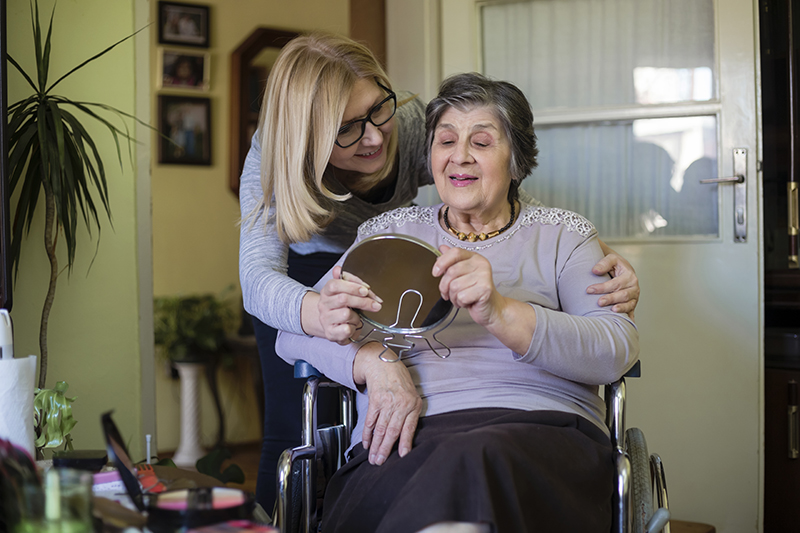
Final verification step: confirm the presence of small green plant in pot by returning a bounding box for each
[33,380,76,458]
[153,293,236,365]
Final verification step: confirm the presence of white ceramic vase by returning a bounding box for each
[171,361,205,468]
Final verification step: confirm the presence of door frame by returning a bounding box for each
[387,0,765,529]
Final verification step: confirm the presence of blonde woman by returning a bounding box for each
[238,32,638,511]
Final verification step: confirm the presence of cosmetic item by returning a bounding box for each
[93,470,127,493]
[136,462,166,493]
[52,449,108,472]
[101,412,254,533]
[188,519,278,532]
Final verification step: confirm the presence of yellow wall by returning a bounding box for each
[6,0,143,456]
[5,0,351,460]
[150,0,350,451]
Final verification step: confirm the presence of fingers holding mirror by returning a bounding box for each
[317,266,383,343]
[434,245,500,327]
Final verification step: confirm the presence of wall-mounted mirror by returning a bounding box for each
[229,27,299,196]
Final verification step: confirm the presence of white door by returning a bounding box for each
[387,0,763,531]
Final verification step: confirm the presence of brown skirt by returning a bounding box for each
[320,408,614,533]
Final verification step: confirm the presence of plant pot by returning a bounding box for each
[171,361,206,468]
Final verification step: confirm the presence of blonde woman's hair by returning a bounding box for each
[249,32,398,244]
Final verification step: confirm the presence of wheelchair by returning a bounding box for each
[273,359,670,533]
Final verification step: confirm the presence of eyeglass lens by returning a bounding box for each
[336,93,397,148]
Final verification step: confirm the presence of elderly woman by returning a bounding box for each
[240,33,640,511]
[275,73,639,533]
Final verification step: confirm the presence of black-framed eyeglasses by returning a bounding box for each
[335,82,397,148]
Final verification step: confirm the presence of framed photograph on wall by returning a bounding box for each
[158,1,210,48]
[158,95,211,165]
[158,48,210,91]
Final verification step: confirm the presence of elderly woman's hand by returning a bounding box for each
[316,266,383,344]
[433,245,503,328]
[353,342,423,465]
[586,242,639,319]
[433,245,538,354]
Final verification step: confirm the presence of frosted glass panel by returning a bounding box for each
[481,0,716,109]
[522,116,718,238]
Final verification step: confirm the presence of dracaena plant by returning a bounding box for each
[7,0,148,388]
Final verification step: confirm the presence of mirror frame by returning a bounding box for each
[228,27,299,196]
[342,234,454,334]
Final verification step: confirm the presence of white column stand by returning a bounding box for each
[171,361,205,468]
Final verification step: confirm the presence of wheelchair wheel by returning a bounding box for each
[626,428,653,533]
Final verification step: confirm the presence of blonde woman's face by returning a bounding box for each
[329,78,395,176]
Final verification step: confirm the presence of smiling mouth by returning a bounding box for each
[450,174,477,182]
[357,146,382,158]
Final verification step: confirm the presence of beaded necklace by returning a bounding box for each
[443,200,516,242]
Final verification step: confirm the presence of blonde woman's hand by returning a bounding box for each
[317,266,383,344]
[587,252,639,319]
[354,343,422,465]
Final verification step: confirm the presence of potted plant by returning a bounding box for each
[32,380,76,458]
[153,293,236,467]
[7,0,148,389]
[153,294,236,364]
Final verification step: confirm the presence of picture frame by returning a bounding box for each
[158,48,210,91]
[158,95,211,165]
[158,1,210,48]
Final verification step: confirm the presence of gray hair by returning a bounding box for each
[425,72,538,202]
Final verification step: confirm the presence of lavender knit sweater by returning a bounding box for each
[276,202,639,452]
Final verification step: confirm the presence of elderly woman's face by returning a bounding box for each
[430,106,512,216]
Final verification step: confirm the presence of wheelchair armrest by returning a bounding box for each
[293,359,355,437]
[605,360,641,453]
[624,360,641,378]
[277,361,355,533]
[294,360,324,379]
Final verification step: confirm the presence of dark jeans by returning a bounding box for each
[254,250,341,513]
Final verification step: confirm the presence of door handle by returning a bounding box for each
[699,148,747,242]
[699,175,744,184]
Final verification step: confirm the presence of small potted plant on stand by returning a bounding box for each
[153,294,235,468]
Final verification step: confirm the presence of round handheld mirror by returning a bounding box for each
[341,234,457,360]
